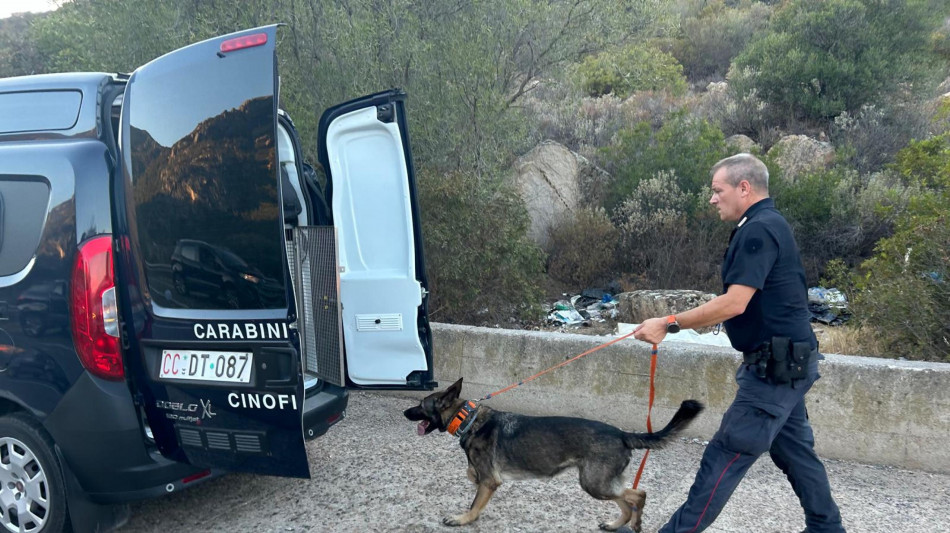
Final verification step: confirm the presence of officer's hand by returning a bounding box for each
[633,317,668,345]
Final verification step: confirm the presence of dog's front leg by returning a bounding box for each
[442,482,498,527]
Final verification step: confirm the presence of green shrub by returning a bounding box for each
[417,170,544,324]
[576,43,687,99]
[892,133,950,190]
[546,208,620,287]
[771,167,865,282]
[601,112,729,211]
[849,136,950,361]
[731,0,944,123]
[831,101,936,174]
[671,0,770,82]
[614,172,730,291]
[853,201,950,361]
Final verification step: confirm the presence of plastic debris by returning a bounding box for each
[547,291,619,326]
[807,287,851,325]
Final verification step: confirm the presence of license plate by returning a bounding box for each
[159,350,252,383]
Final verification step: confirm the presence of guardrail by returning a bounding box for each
[419,323,950,474]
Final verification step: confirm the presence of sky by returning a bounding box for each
[0,0,63,19]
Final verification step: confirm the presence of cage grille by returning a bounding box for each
[291,226,344,386]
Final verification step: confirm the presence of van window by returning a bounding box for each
[123,35,285,312]
[0,91,82,134]
[0,179,51,277]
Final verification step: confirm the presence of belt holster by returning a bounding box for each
[746,337,813,384]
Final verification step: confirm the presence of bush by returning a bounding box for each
[892,133,950,189]
[614,172,730,291]
[831,100,937,174]
[576,43,688,99]
[853,205,950,361]
[768,164,917,285]
[545,208,620,287]
[849,136,950,361]
[731,0,944,123]
[601,112,729,211]
[522,80,627,160]
[417,170,544,324]
[671,0,771,83]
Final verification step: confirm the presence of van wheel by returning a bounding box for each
[0,414,67,533]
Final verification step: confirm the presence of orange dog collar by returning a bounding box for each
[447,400,478,437]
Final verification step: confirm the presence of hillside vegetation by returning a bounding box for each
[3,0,948,361]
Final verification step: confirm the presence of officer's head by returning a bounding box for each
[709,153,769,222]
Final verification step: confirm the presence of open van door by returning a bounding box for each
[112,26,309,478]
[296,92,435,390]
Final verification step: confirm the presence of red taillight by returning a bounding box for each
[219,33,267,53]
[70,236,123,381]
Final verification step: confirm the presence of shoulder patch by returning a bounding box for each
[745,237,763,254]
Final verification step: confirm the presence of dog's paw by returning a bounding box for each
[598,522,619,531]
[442,515,465,527]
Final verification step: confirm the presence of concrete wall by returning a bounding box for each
[415,323,950,474]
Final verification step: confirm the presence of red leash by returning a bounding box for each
[632,343,657,489]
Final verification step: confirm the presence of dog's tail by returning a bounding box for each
[622,399,704,450]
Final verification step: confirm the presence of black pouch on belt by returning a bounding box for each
[788,341,812,381]
[766,336,811,383]
[767,336,792,383]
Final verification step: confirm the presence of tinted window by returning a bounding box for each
[124,30,285,311]
[0,179,51,276]
[0,91,82,134]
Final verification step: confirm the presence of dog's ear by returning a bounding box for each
[440,378,463,403]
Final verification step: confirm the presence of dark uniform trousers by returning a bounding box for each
[658,355,845,533]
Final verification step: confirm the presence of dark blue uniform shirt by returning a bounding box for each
[721,198,817,353]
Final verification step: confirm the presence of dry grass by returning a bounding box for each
[812,324,889,357]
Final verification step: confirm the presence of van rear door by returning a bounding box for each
[296,92,435,390]
[112,26,309,478]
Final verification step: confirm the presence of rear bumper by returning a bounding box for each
[303,382,348,440]
[44,372,220,504]
[44,374,346,503]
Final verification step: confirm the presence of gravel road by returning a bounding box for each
[121,390,950,533]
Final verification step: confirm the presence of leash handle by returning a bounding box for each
[632,343,658,489]
[478,330,638,401]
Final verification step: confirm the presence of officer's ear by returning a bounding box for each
[738,179,753,196]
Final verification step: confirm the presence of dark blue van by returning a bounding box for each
[0,25,434,532]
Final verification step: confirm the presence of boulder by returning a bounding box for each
[725,134,759,154]
[617,289,717,332]
[514,141,608,247]
[766,135,835,182]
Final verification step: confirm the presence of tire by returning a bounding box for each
[0,414,67,533]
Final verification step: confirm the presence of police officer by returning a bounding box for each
[633,153,845,533]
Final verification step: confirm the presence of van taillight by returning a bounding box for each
[70,236,123,380]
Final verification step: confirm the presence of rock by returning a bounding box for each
[706,81,728,94]
[616,290,717,332]
[766,135,835,182]
[725,134,759,154]
[514,141,609,247]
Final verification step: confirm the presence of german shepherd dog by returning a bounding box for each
[404,378,703,531]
